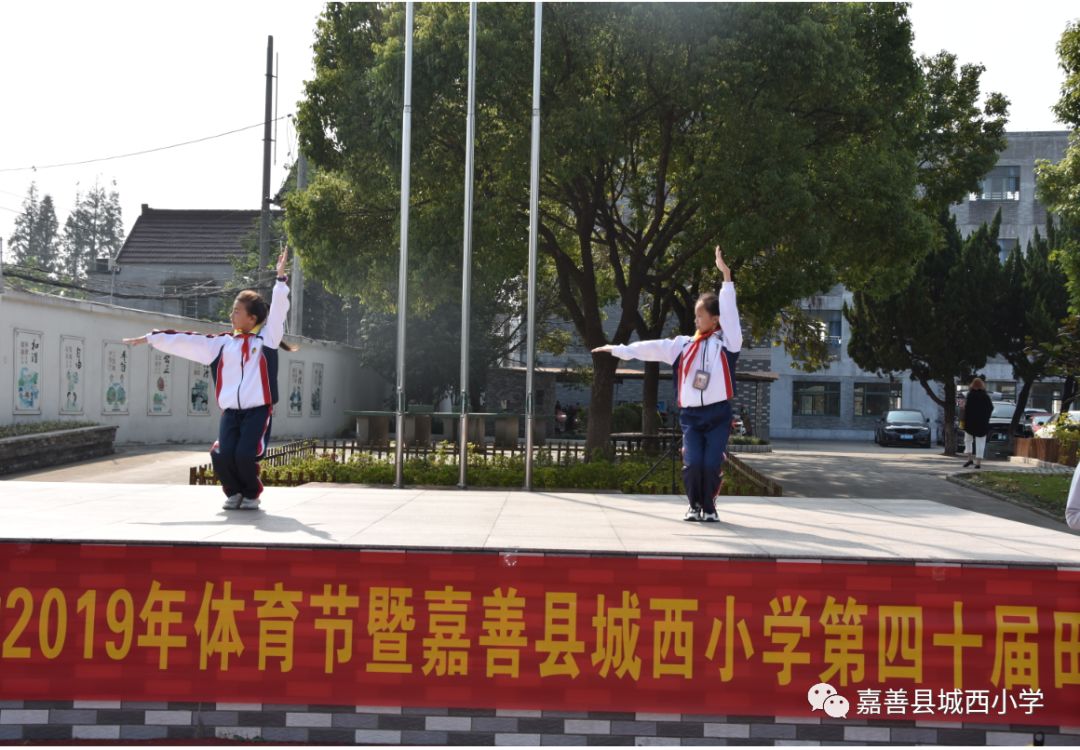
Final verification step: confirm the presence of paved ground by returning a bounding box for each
[737,439,1071,531]
[5,442,270,484]
[6,438,1074,533]
[3,480,1078,565]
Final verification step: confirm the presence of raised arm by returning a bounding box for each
[716,245,742,353]
[262,245,292,349]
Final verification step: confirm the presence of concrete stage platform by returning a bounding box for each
[3,480,1078,565]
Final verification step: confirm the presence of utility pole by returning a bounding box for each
[0,237,5,294]
[259,35,274,275]
[289,152,307,336]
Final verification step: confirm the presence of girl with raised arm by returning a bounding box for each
[124,246,294,511]
[593,246,742,522]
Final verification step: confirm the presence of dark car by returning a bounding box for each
[874,409,932,448]
[985,402,1034,458]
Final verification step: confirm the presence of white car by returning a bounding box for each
[1034,410,1080,438]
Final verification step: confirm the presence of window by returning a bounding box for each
[816,310,843,346]
[971,165,1020,201]
[854,381,901,417]
[793,381,841,417]
[997,238,1019,264]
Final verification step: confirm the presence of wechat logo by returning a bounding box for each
[808,682,850,718]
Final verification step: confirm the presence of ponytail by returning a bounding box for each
[235,289,299,351]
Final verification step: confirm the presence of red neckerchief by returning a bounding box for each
[232,323,264,363]
[692,325,719,343]
[677,326,719,406]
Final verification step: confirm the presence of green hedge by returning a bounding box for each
[253,453,762,495]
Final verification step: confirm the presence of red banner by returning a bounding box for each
[0,542,1077,725]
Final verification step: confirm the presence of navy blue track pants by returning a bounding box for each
[679,400,733,514]
[211,405,272,499]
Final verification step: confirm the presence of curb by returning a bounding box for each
[728,443,772,454]
[946,472,1067,524]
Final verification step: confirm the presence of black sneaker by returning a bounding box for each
[683,507,702,522]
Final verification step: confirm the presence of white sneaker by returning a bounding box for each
[239,497,261,510]
[701,511,720,522]
[683,507,702,522]
[222,493,242,510]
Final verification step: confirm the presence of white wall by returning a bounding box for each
[0,288,388,444]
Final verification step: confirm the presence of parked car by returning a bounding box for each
[874,409,932,448]
[1023,409,1052,431]
[1035,410,1080,439]
[984,402,1034,458]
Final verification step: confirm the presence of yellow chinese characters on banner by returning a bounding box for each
[3,580,1080,693]
[0,548,1077,725]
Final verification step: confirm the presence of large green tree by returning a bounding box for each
[291,3,1004,454]
[803,47,1009,456]
[845,214,1005,454]
[996,223,1070,441]
[61,181,125,281]
[1033,20,1080,410]
[1036,20,1080,309]
[288,3,560,408]
[8,183,60,277]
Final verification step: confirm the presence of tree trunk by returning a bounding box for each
[941,379,958,457]
[642,362,660,435]
[587,354,618,460]
[1009,378,1035,451]
[915,376,958,456]
[1064,376,1078,411]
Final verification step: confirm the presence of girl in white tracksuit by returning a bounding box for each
[594,246,742,522]
[124,247,293,511]
[1066,461,1080,531]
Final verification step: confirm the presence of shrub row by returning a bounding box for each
[251,452,762,495]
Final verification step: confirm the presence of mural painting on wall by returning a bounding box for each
[148,351,173,416]
[288,361,304,417]
[188,362,211,416]
[102,342,130,415]
[311,362,323,417]
[59,336,85,415]
[13,329,43,415]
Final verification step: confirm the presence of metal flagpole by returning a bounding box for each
[458,2,478,488]
[394,2,415,489]
[524,2,542,491]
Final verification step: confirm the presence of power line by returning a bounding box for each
[0,115,293,174]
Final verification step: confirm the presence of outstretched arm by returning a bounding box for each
[125,330,228,365]
[593,337,687,365]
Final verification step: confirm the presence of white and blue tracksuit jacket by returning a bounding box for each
[608,281,742,408]
[143,279,290,410]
